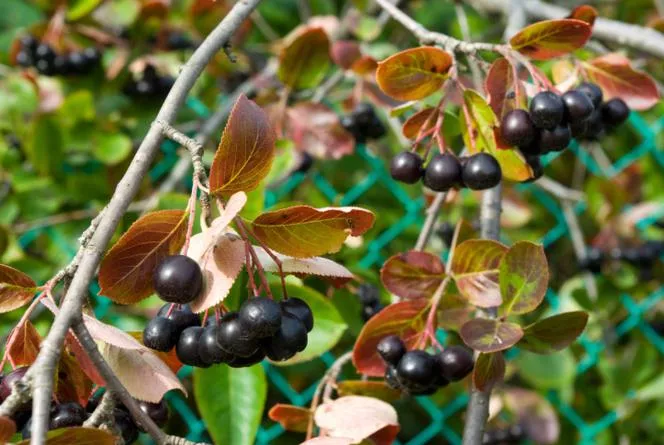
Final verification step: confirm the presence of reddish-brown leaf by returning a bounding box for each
[380,251,445,300]
[98,210,188,304]
[6,320,41,367]
[65,333,105,387]
[331,40,362,70]
[351,56,378,76]
[376,47,453,101]
[337,381,401,403]
[16,427,116,445]
[460,318,523,353]
[499,241,549,316]
[583,53,660,110]
[251,206,375,258]
[437,293,473,331]
[55,345,94,406]
[209,95,276,195]
[0,416,16,443]
[352,299,429,377]
[567,5,598,26]
[278,27,331,90]
[402,107,440,139]
[485,58,526,120]
[268,404,312,433]
[286,102,355,159]
[510,19,591,60]
[473,352,505,391]
[451,239,508,307]
[518,311,588,354]
[0,264,37,313]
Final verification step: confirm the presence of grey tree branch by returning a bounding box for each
[414,192,447,251]
[82,390,115,428]
[18,2,263,443]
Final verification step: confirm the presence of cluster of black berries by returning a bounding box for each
[341,103,387,143]
[501,83,630,161]
[580,241,664,274]
[377,336,474,395]
[123,64,175,98]
[482,424,525,444]
[144,254,313,367]
[15,35,101,76]
[0,367,31,432]
[390,151,502,191]
[357,283,384,321]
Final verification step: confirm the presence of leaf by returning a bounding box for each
[98,210,188,304]
[473,352,505,391]
[460,89,532,182]
[65,333,105,387]
[516,350,576,390]
[6,320,40,367]
[27,115,64,177]
[0,264,37,313]
[0,416,16,443]
[376,47,453,101]
[352,299,428,377]
[518,311,588,354]
[337,381,401,403]
[301,438,354,445]
[451,239,508,307]
[268,404,311,433]
[16,427,116,445]
[98,341,186,402]
[278,27,331,90]
[501,388,560,444]
[380,251,445,300]
[67,0,103,20]
[583,53,660,110]
[194,365,267,445]
[509,19,592,60]
[251,206,375,258]
[485,58,526,120]
[331,40,362,70]
[314,396,399,444]
[499,241,548,316]
[402,107,439,139]
[254,247,354,286]
[567,5,598,26]
[127,332,183,375]
[286,102,355,160]
[93,132,132,166]
[55,345,94,405]
[209,95,276,195]
[460,318,523,353]
[437,293,474,331]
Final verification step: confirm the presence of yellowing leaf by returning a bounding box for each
[451,239,508,308]
[16,427,116,445]
[510,19,591,60]
[376,47,452,101]
[209,95,276,195]
[0,264,37,313]
[278,27,331,90]
[98,210,188,304]
[499,241,549,316]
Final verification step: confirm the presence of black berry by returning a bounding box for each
[15,51,32,67]
[138,399,169,427]
[396,350,437,387]
[384,365,402,390]
[437,345,474,381]
[82,47,101,66]
[216,312,259,357]
[377,335,406,365]
[390,151,423,184]
[529,91,564,129]
[523,155,543,182]
[198,325,232,365]
[153,255,203,304]
[176,326,208,367]
[361,303,384,322]
[239,297,283,338]
[19,35,38,52]
[423,153,462,192]
[143,316,178,352]
[281,298,314,332]
[601,98,630,127]
[228,348,266,368]
[577,82,603,108]
[538,124,571,153]
[353,103,376,127]
[158,303,200,333]
[114,408,139,444]
[461,153,502,190]
[34,43,56,63]
[562,90,595,122]
[67,52,87,73]
[571,108,604,140]
[579,247,603,274]
[50,402,86,429]
[357,283,380,306]
[500,109,536,147]
[262,313,308,361]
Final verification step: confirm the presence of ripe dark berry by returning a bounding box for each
[601,98,630,127]
[362,303,384,322]
[67,52,87,73]
[390,151,423,184]
[500,109,536,147]
[228,348,266,368]
[352,103,376,127]
[0,367,28,400]
[216,312,259,357]
[377,335,406,365]
[529,91,564,129]
[143,316,178,352]
[136,79,155,96]
[15,51,32,67]
[158,76,175,94]
[138,399,169,427]
[437,345,474,381]
[153,255,203,304]
[19,35,38,52]
[357,283,380,306]
[523,155,543,182]
[239,297,283,338]
[167,33,194,50]
[571,109,604,140]
[461,153,502,190]
[538,124,571,153]
[34,43,56,63]
[423,153,462,192]
[198,325,232,365]
[280,297,314,332]
[53,55,69,75]
[262,313,308,361]
[365,118,387,139]
[561,90,595,122]
[35,59,55,76]
[176,326,208,367]
[577,82,603,108]
[294,152,314,174]
[158,303,200,332]
[50,402,86,429]
[384,365,402,390]
[341,115,360,140]
[114,408,139,444]
[579,247,603,274]
[396,350,437,387]
[82,47,101,66]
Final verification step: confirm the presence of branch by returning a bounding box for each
[24,1,263,442]
[414,192,447,251]
[82,390,115,428]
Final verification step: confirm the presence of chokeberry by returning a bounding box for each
[143,316,178,352]
[529,91,564,129]
[167,33,194,50]
[353,103,376,127]
[216,312,259,357]
[579,247,603,274]
[19,35,38,52]
[15,51,32,67]
[390,151,423,184]
[228,348,266,368]
[294,152,315,174]
[437,345,474,381]
[158,303,200,332]
[239,297,283,338]
[198,325,232,365]
[357,283,380,307]
[341,115,360,140]
[601,98,630,127]
[384,365,402,390]
[50,402,86,429]
[461,153,502,190]
[52,55,69,75]
[397,350,437,387]
[262,313,308,361]
[281,298,314,332]
[377,335,406,365]
[538,124,571,153]
[523,155,543,182]
[82,47,101,66]
[35,59,55,76]
[138,399,169,427]
[423,153,462,192]
[176,326,208,367]
[561,90,595,122]
[577,82,603,108]
[571,109,604,140]
[67,52,87,73]
[500,109,536,147]
[153,255,203,304]
[34,43,55,63]
[114,408,139,444]
[362,303,384,322]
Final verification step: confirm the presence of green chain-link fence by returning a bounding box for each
[17,96,664,445]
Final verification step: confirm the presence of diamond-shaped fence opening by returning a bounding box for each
[15,97,663,445]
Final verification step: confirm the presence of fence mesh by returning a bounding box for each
[16,96,664,445]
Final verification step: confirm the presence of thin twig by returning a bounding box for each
[535,176,585,202]
[561,201,598,301]
[82,390,115,428]
[415,192,448,251]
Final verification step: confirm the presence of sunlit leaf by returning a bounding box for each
[460,318,523,353]
[16,427,116,445]
[268,404,311,433]
[279,27,331,90]
[518,311,588,354]
[401,107,440,139]
[380,251,445,300]
[0,264,37,313]
[499,241,548,316]
[6,320,40,367]
[510,19,591,60]
[567,5,598,26]
[451,239,508,307]
[337,380,401,403]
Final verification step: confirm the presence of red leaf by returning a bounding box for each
[98,210,188,304]
[583,53,660,110]
[351,56,378,76]
[510,19,592,60]
[473,352,505,391]
[331,40,362,70]
[286,102,355,160]
[55,345,94,405]
[567,5,598,26]
[485,58,526,120]
[209,95,276,195]
[380,251,445,300]
[401,107,439,139]
[6,320,41,367]
[352,299,429,377]
[0,264,37,313]
[451,239,508,307]
[460,318,523,353]
[268,404,312,433]
[278,26,331,90]
[0,416,16,443]
[65,333,105,387]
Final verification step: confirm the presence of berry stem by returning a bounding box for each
[181,179,199,256]
[244,240,259,296]
[423,277,451,344]
[233,217,274,299]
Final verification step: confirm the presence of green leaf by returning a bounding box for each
[92,0,140,28]
[93,132,132,165]
[275,283,347,365]
[27,115,64,177]
[194,365,267,445]
[499,241,548,316]
[451,239,508,307]
[67,0,103,20]
[278,26,331,90]
[518,311,588,354]
[516,350,576,390]
[60,90,96,127]
[460,318,523,353]
[634,373,664,402]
